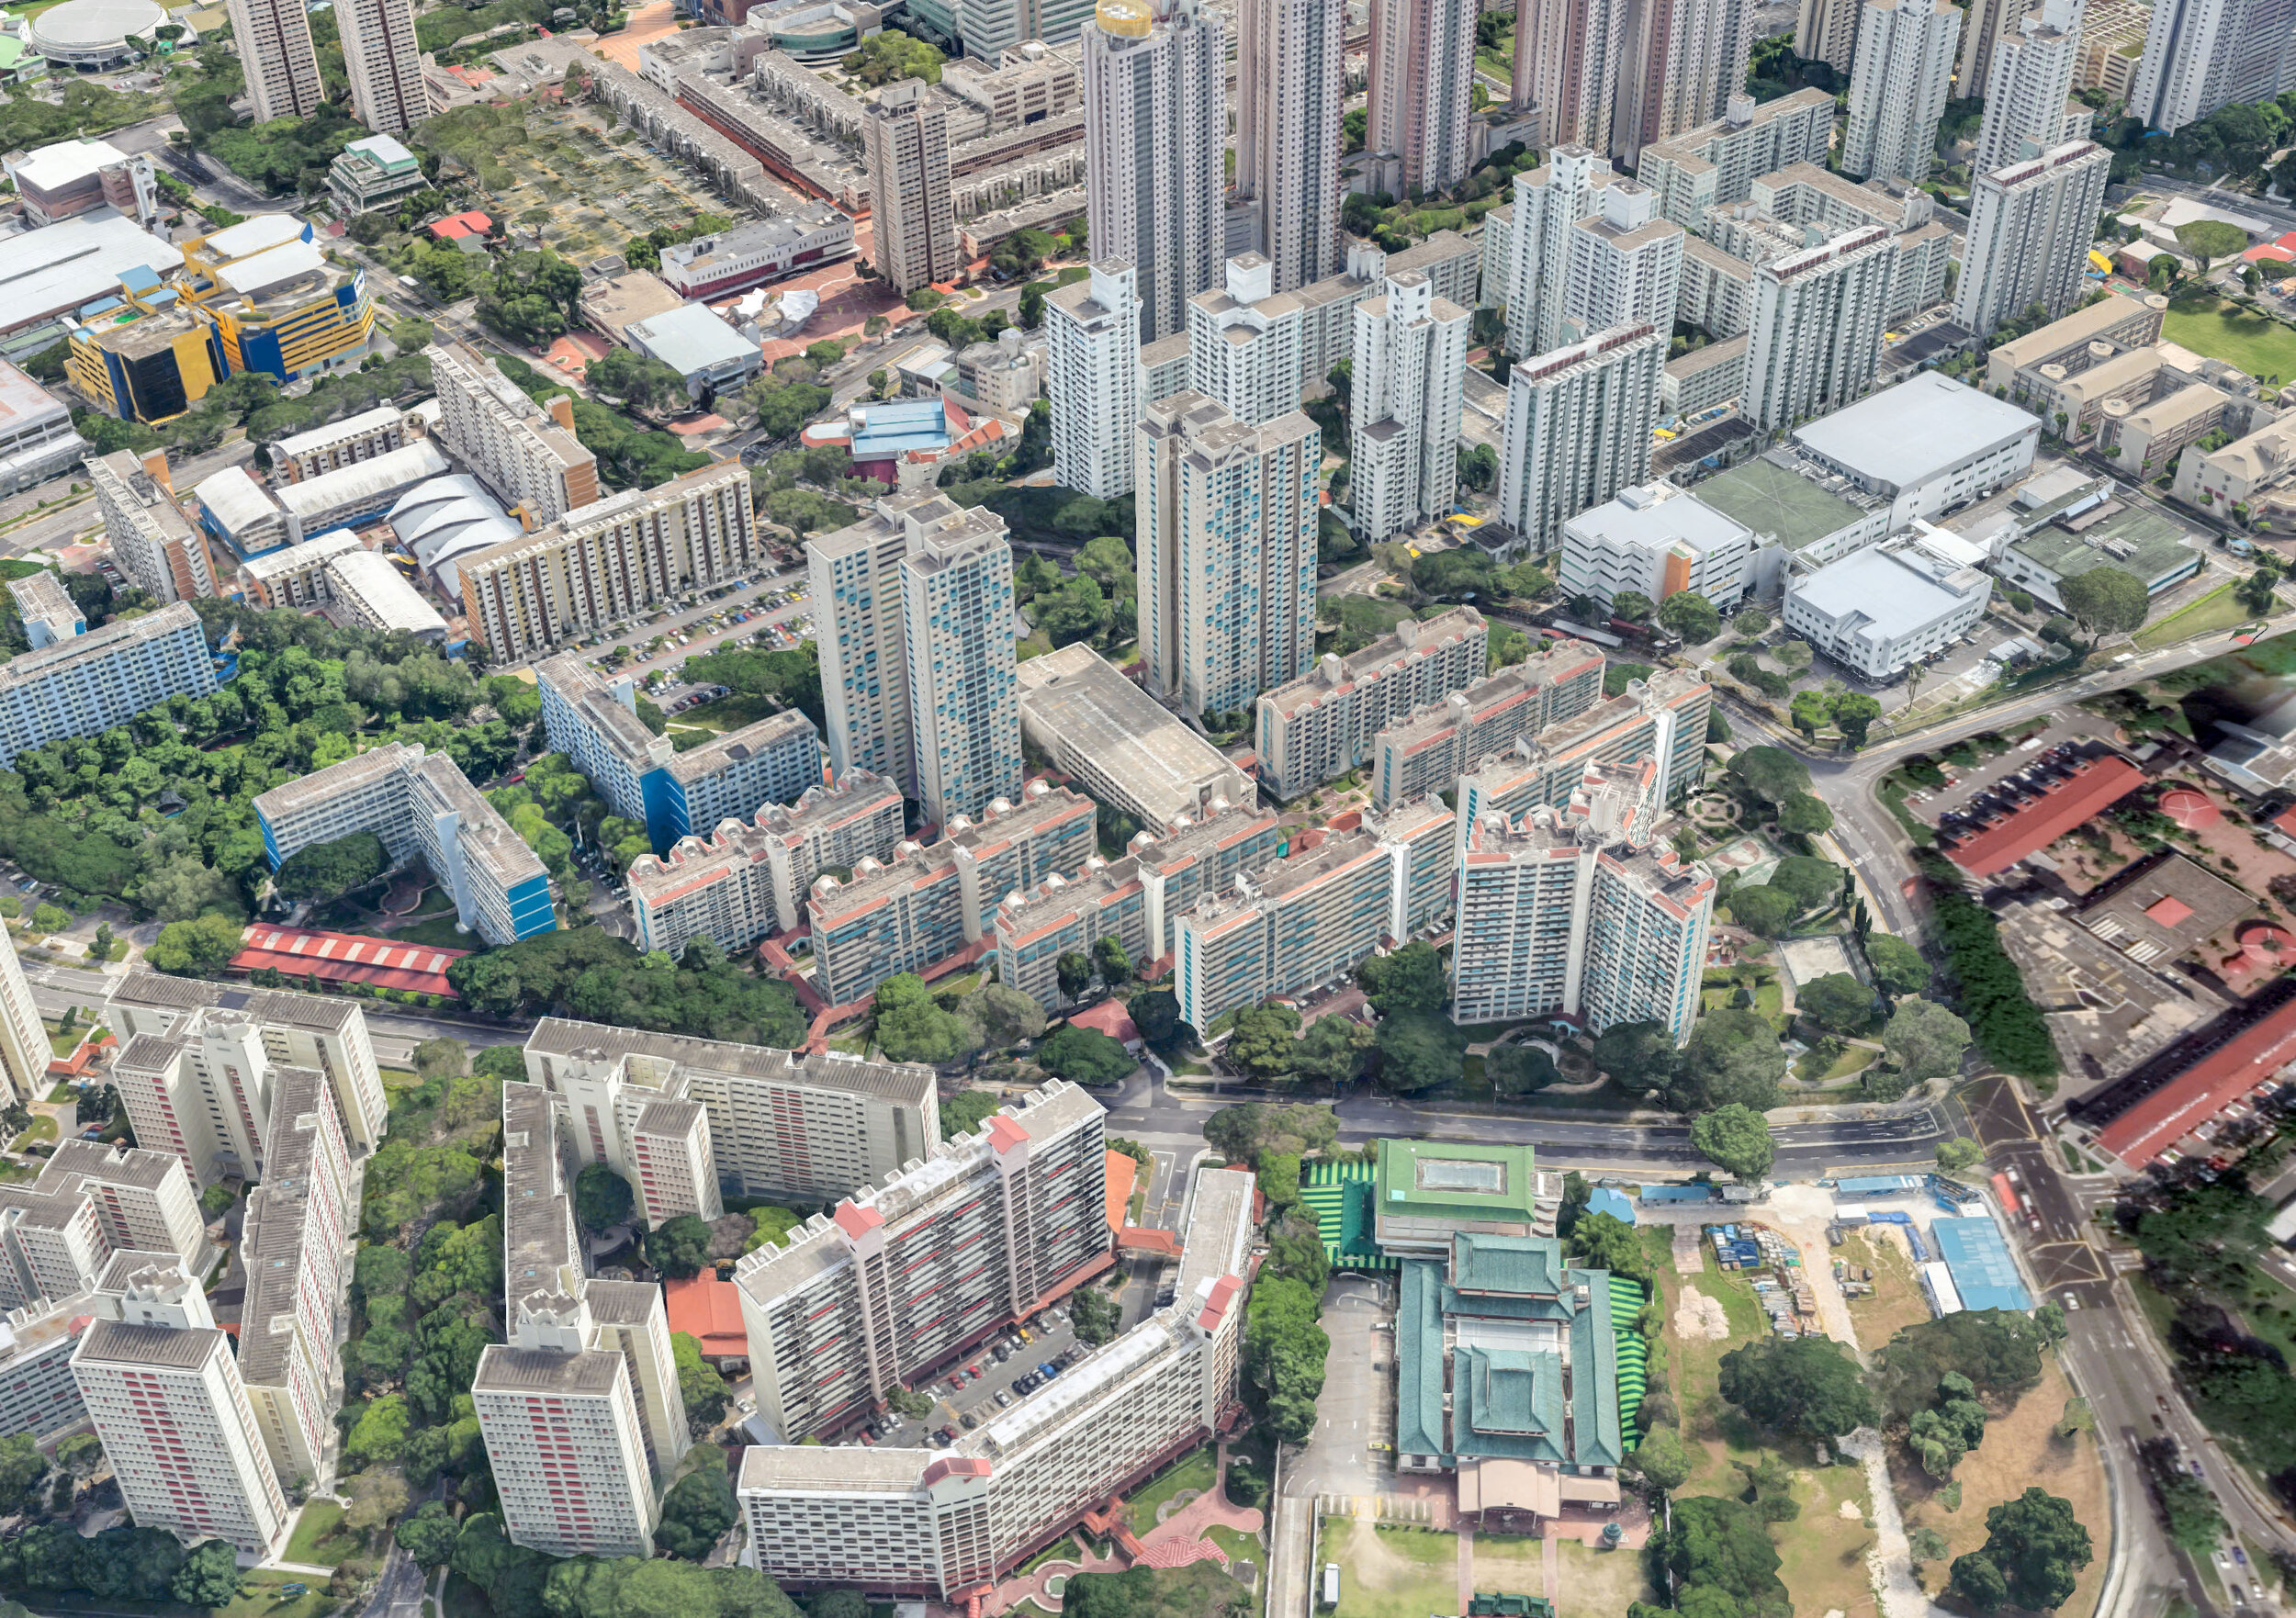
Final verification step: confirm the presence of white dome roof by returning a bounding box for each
[33,0,163,51]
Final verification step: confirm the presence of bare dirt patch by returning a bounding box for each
[1675,1285,1732,1342]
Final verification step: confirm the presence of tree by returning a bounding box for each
[2158,1469,2224,1556]
[646,1214,715,1279]
[1295,1015,1374,1085]
[1624,1425,1693,1492]
[1768,855,1842,913]
[1244,1275,1329,1440]
[1072,1284,1120,1344]
[1790,688,1834,738]
[1657,590,1720,644]
[396,1502,462,1568]
[1592,1020,1680,1095]
[1075,535,1135,591]
[671,1331,729,1433]
[1612,590,1654,624]
[1649,1496,1790,1616]
[1951,1489,2092,1612]
[1727,883,1799,937]
[1130,988,1184,1051]
[1717,1334,1877,1437]
[1833,691,1883,747]
[654,1454,739,1560]
[1727,747,1811,806]
[941,1088,1002,1139]
[1883,996,1972,1085]
[1357,939,1446,1015]
[1866,932,1930,997]
[1374,1014,1465,1093]
[145,912,246,976]
[1910,1526,1952,1567]
[2175,219,2249,274]
[872,972,981,1064]
[345,1394,411,1467]
[169,1542,242,1610]
[1489,1041,1561,1096]
[1797,972,1875,1033]
[1691,1103,1775,1183]
[960,983,1047,1049]
[1570,1211,1649,1281]
[2059,566,2150,644]
[1036,1023,1135,1084]
[1056,950,1095,1003]
[574,1163,636,1236]
[1093,934,1132,986]
[1778,792,1835,836]
[1936,1137,1985,1173]
[1874,1309,2049,1414]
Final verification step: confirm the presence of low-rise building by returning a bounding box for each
[0,360,86,494]
[1660,335,1749,418]
[273,440,455,543]
[1992,496,2202,612]
[1014,643,1255,831]
[1783,526,1993,679]
[657,206,858,298]
[325,549,450,642]
[624,302,766,400]
[1559,480,1755,613]
[240,530,366,610]
[1255,608,1489,803]
[1787,373,2040,529]
[2175,414,2296,514]
[0,600,215,769]
[1985,289,2170,402]
[2099,372,2279,481]
[270,403,421,481]
[0,214,186,360]
[8,571,82,648]
[4,137,156,228]
[174,216,375,387]
[326,133,428,216]
[1373,1138,1560,1256]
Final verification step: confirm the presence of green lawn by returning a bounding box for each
[11,1116,58,1150]
[283,1500,349,1567]
[1323,1519,1458,1618]
[2135,583,2253,649]
[45,1082,78,1103]
[357,913,473,949]
[2162,296,2296,383]
[1131,1445,1218,1525]
[1793,1043,1876,1084]
[380,1066,422,1088]
[671,691,782,735]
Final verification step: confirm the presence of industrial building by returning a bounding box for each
[0,360,88,494]
[1559,481,1756,614]
[1782,527,1995,680]
[0,212,185,359]
[1787,373,2041,529]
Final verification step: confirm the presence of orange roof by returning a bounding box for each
[1942,756,2144,877]
[662,1275,748,1355]
[2096,992,2296,1167]
[1071,999,1141,1046]
[1104,1148,1136,1230]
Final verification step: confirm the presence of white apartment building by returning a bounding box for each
[1743,223,1896,431]
[866,81,962,295]
[811,496,928,799]
[1175,827,1408,1030]
[1783,526,1994,677]
[1450,758,1716,1040]
[1559,183,1685,353]
[0,601,215,769]
[72,1260,290,1556]
[1186,254,1310,426]
[105,972,388,1155]
[1636,89,1837,230]
[1512,0,1626,151]
[0,927,47,1105]
[904,505,1022,829]
[1789,372,2043,527]
[237,1065,354,1489]
[737,1163,1254,1599]
[225,0,325,121]
[337,0,423,133]
[272,407,416,482]
[253,743,557,946]
[1559,480,1756,612]
[1974,0,2085,174]
[1349,271,1469,543]
[1045,261,1143,498]
[1235,0,1344,292]
[1255,607,1489,801]
[1744,164,1953,323]
[87,451,218,607]
[1365,0,1474,192]
[1953,140,2111,339]
[1502,147,1617,360]
[240,529,365,609]
[424,338,599,527]
[1367,638,1609,812]
[1081,0,1223,343]
[1496,323,1664,556]
[1615,0,1758,164]
[457,460,761,659]
[523,1017,940,1208]
[0,1295,96,1443]
[0,1140,208,1311]
[2128,0,2296,132]
[1446,670,1716,833]
[734,1081,1110,1442]
[1135,392,1319,720]
[475,1081,683,1558]
[626,770,906,957]
[1841,0,1961,183]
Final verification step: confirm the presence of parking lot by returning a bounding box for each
[861,1302,1091,1450]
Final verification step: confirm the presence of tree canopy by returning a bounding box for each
[2058,567,2149,642]
[1690,1103,1774,1183]
[1865,932,1930,996]
[1357,940,1446,1015]
[574,1163,636,1236]
[1950,1489,2092,1612]
[1374,1013,1466,1093]
[273,829,390,903]
[1717,1334,1877,1438]
[1036,1022,1135,1084]
[872,972,980,1065]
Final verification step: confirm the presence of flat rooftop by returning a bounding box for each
[1689,452,1879,551]
[1015,643,1246,829]
[1792,373,2040,490]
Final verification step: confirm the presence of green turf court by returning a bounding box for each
[1300,1158,1396,1271]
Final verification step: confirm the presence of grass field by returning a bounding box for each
[1840,1229,1934,1347]
[2162,296,2296,382]
[283,1500,351,1567]
[11,1116,58,1150]
[1465,1534,1544,1601]
[359,913,474,950]
[380,1067,422,1088]
[2135,584,2251,650]
[1555,1541,1654,1618]
[1324,1519,1458,1618]
[1132,1445,1218,1525]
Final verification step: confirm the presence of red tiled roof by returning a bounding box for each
[832,1200,884,1239]
[231,926,467,996]
[1070,1000,1141,1047]
[1104,1149,1136,1230]
[662,1275,748,1357]
[428,210,493,240]
[2096,993,2296,1167]
[2272,803,2296,838]
[1197,1275,1242,1331]
[2159,789,2221,829]
[1941,756,2144,877]
[2145,894,2195,927]
[986,1114,1030,1154]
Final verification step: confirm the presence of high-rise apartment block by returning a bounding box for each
[1045,262,1143,498]
[1636,90,1837,230]
[2128,0,2296,132]
[0,1294,96,1443]
[1496,324,1664,556]
[1350,272,1469,544]
[238,1065,354,1489]
[1186,254,1311,425]
[1616,0,1756,163]
[1502,147,1617,360]
[1451,759,1715,1039]
[424,339,600,528]
[1953,140,2111,338]
[476,1082,682,1558]
[1794,0,1860,67]
[1560,183,1685,351]
[106,971,388,1157]
[1369,637,1608,810]
[0,601,215,769]
[253,743,557,946]
[1512,0,1626,151]
[86,451,219,605]
[536,652,820,855]
[1255,608,1490,801]
[1974,0,2086,174]
[72,1258,290,1556]
[736,1163,1254,1601]
[522,1018,940,1208]
[1740,164,1953,322]
[902,506,1021,830]
[866,81,962,295]
[1559,479,1756,612]
[1841,0,1961,183]
[1136,392,1319,719]
[1451,670,1716,831]
[626,770,907,959]
[457,461,760,658]
[1081,0,1223,343]
[809,782,1098,1006]
[226,0,324,121]
[337,0,423,133]
[734,1080,1109,1441]
[1365,0,1475,192]
[0,1140,208,1311]
[1236,0,1344,292]
[1743,223,1896,430]
[0,927,47,1106]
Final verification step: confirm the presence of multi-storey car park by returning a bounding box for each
[737,1161,1256,1601]
[519,1018,940,1211]
[733,1081,1111,1445]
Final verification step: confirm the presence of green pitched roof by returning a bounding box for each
[1453,1344,1568,1463]
[1450,1231,1568,1297]
[1396,1258,1448,1460]
[1568,1271,1626,1467]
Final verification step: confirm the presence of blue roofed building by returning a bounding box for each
[1586,1187,1636,1224]
[1395,1230,1639,1532]
[1930,1215,2032,1313]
